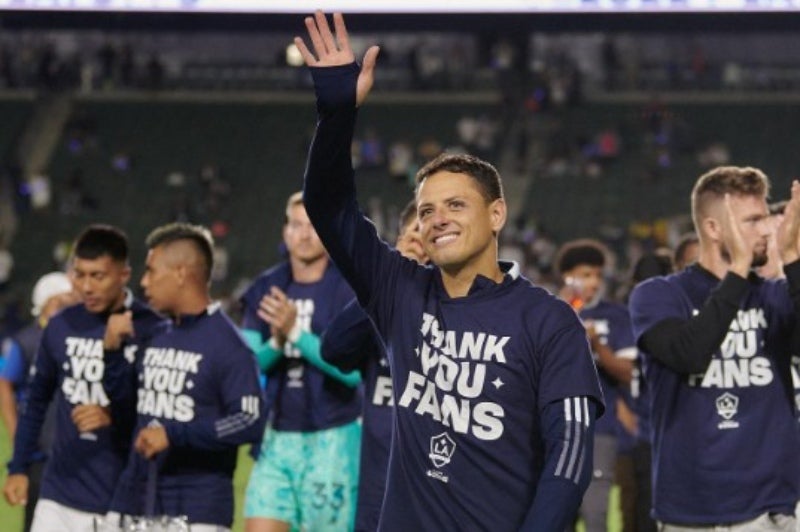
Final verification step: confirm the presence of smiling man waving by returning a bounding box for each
[296,12,604,531]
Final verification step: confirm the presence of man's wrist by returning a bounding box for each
[287,321,303,344]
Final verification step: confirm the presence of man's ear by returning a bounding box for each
[489,198,507,235]
[703,215,722,243]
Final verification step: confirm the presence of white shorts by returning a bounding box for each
[31,499,104,532]
[659,511,795,531]
[104,511,231,532]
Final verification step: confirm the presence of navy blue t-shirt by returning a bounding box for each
[8,297,163,514]
[580,300,637,437]
[322,298,391,532]
[1,323,56,461]
[107,304,264,526]
[241,262,360,432]
[630,265,800,524]
[303,63,605,530]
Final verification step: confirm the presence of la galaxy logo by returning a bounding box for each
[427,433,456,483]
[429,432,456,467]
[716,392,740,429]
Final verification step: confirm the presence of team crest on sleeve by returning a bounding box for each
[715,392,740,429]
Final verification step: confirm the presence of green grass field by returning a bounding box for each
[0,423,619,531]
[0,422,24,530]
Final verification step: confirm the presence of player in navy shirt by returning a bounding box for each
[295,12,604,530]
[0,272,76,532]
[630,167,800,529]
[102,223,264,530]
[556,239,636,531]
[3,225,163,530]
[241,191,361,532]
[321,200,428,532]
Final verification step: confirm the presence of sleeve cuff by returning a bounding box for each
[164,422,186,447]
[7,460,26,475]
[715,272,751,305]
[783,259,800,287]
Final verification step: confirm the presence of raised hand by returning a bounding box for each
[294,11,380,106]
[722,193,752,278]
[257,286,299,340]
[104,310,134,351]
[396,225,428,265]
[777,180,800,265]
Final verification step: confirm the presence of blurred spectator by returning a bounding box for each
[58,169,98,216]
[145,53,164,90]
[27,174,52,210]
[97,41,117,88]
[697,142,730,168]
[602,37,620,91]
[387,140,414,181]
[673,232,699,271]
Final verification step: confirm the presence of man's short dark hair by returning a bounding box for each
[74,224,129,263]
[146,223,215,283]
[633,251,673,283]
[556,239,608,275]
[415,153,504,203]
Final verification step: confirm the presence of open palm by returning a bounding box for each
[777,180,800,264]
[294,11,380,106]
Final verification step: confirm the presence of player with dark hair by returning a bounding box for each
[241,191,361,532]
[103,222,264,531]
[630,166,800,529]
[320,200,427,532]
[555,239,636,531]
[295,12,603,530]
[3,224,163,530]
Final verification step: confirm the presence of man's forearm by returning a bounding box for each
[522,397,596,530]
[639,272,748,374]
[0,380,18,438]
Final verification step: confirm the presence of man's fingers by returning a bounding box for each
[792,180,800,201]
[269,286,287,300]
[305,15,328,59]
[362,46,380,74]
[257,309,277,326]
[135,432,148,454]
[314,10,338,54]
[332,12,350,53]
[72,404,93,423]
[356,45,380,106]
[294,37,317,66]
